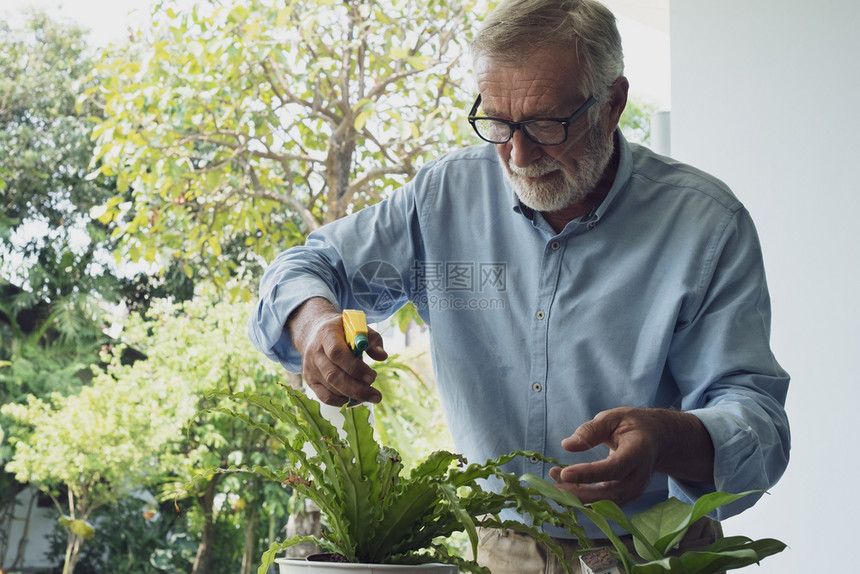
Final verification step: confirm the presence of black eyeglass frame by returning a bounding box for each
[467,93,598,146]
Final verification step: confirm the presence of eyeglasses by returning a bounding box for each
[467,94,597,146]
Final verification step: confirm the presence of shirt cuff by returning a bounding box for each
[679,407,768,519]
[247,279,338,373]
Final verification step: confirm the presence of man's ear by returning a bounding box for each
[606,76,630,128]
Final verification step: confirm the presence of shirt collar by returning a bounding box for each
[591,128,632,223]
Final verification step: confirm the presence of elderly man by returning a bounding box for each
[248,0,790,571]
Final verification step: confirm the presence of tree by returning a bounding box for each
[101,295,294,574]
[87,0,484,292]
[2,294,293,574]
[0,10,114,395]
[0,11,105,253]
[1,367,190,574]
[0,10,132,307]
[0,12,205,563]
[0,13,127,566]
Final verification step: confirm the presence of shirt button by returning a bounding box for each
[536,310,545,320]
[550,241,561,250]
[587,221,596,230]
[532,382,542,393]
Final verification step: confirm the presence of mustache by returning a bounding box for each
[508,156,564,178]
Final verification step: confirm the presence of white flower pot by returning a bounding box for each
[275,558,458,574]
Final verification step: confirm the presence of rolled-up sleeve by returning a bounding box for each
[247,258,340,372]
[667,207,790,518]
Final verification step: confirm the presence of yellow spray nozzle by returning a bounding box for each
[343,309,370,409]
[342,309,369,358]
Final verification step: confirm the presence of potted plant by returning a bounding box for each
[195,385,584,574]
[194,385,786,574]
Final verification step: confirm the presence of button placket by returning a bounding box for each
[524,233,565,462]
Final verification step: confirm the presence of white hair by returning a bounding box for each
[471,0,624,105]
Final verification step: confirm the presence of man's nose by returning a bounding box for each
[509,129,543,167]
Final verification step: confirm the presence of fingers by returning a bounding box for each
[561,410,621,453]
[549,457,650,506]
[300,315,385,406]
[366,327,389,362]
[555,457,622,485]
[551,407,658,506]
[554,451,633,493]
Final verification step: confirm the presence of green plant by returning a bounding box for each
[525,475,787,573]
[196,384,787,574]
[45,497,195,574]
[195,385,586,574]
[1,372,188,574]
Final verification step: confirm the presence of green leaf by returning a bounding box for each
[339,405,384,550]
[671,537,787,574]
[438,482,479,559]
[390,46,409,59]
[410,450,462,481]
[522,474,784,572]
[367,473,440,561]
[342,406,382,493]
[630,497,693,556]
[354,108,374,131]
[377,445,404,502]
[633,491,759,555]
[522,474,653,570]
[58,517,95,539]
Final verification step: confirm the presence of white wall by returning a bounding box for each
[2,487,57,568]
[670,1,860,571]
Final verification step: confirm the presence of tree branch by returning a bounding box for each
[346,145,424,201]
[244,166,319,233]
[261,58,340,124]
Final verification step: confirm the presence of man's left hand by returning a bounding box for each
[548,407,715,507]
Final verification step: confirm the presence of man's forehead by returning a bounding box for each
[475,55,585,117]
[479,90,569,118]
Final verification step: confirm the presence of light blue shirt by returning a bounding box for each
[249,131,790,538]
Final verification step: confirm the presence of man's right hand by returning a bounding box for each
[287,297,388,406]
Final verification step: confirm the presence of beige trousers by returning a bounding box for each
[474,518,723,574]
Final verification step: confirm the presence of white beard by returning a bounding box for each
[505,127,615,213]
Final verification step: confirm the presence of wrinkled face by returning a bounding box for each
[475,48,617,213]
